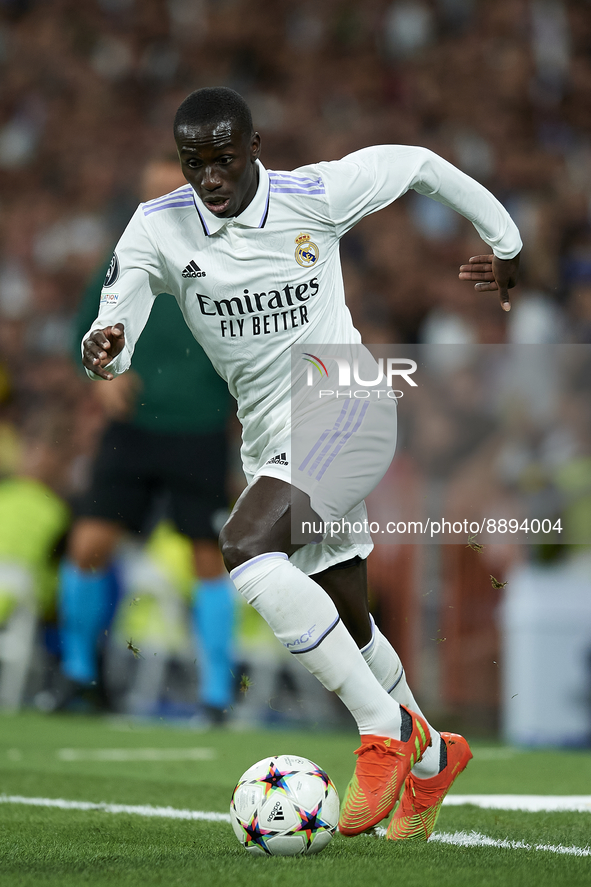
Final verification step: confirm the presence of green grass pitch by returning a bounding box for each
[0,712,590,886]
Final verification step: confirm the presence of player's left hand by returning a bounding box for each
[458,252,520,312]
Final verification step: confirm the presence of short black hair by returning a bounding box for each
[173,87,253,137]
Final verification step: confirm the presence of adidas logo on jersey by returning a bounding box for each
[266,452,288,466]
[182,260,206,278]
[266,801,285,823]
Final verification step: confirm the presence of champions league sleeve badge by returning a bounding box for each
[295,233,319,267]
[103,252,120,288]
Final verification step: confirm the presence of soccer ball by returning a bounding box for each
[230,754,339,856]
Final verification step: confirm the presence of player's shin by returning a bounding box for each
[361,617,443,778]
[230,552,403,739]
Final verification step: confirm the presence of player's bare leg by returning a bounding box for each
[220,477,431,834]
[311,556,372,647]
[219,476,317,565]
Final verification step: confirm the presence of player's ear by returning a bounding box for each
[250,132,261,163]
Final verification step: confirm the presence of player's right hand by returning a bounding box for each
[82,323,126,380]
[458,253,520,312]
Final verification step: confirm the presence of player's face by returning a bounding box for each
[176,121,261,218]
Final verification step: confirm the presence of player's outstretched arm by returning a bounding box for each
[82,323,126,380]
[458,252,521,312]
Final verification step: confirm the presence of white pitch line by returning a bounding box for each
[0,795,231,823]
[56,748,216,762]
[1,794,590,857]
[371,826,590,857]
[444,795,591,813]
[430,830,591,857]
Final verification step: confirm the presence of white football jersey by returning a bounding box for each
[85,145,522,474]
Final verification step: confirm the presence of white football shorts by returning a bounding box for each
[246,392,397,575]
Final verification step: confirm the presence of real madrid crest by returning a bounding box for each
[294,233,319,267]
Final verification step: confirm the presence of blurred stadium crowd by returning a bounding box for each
[0,0,590,737]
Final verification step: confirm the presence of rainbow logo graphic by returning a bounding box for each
[303,353,329,378]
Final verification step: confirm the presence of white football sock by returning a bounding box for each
[361,617,442,778]
[231,553,403,739]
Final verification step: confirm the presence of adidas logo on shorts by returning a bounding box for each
[266,452,289,465]
[182,259,206,278]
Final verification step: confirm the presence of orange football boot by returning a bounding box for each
[338,706,431,836]
[386,732,473,842]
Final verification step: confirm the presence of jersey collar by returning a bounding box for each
[192,160,270,236]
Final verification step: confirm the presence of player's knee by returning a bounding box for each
[219,525,251,573]
[219,522,272,573]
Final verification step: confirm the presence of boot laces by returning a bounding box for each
[353,740,404,794]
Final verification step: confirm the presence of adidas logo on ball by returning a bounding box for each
[266,801,285,823]
[231,754,339,856]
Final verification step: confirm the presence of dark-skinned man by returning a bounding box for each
[81,87,521,841]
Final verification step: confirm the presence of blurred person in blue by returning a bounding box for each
[58,158,235,722]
